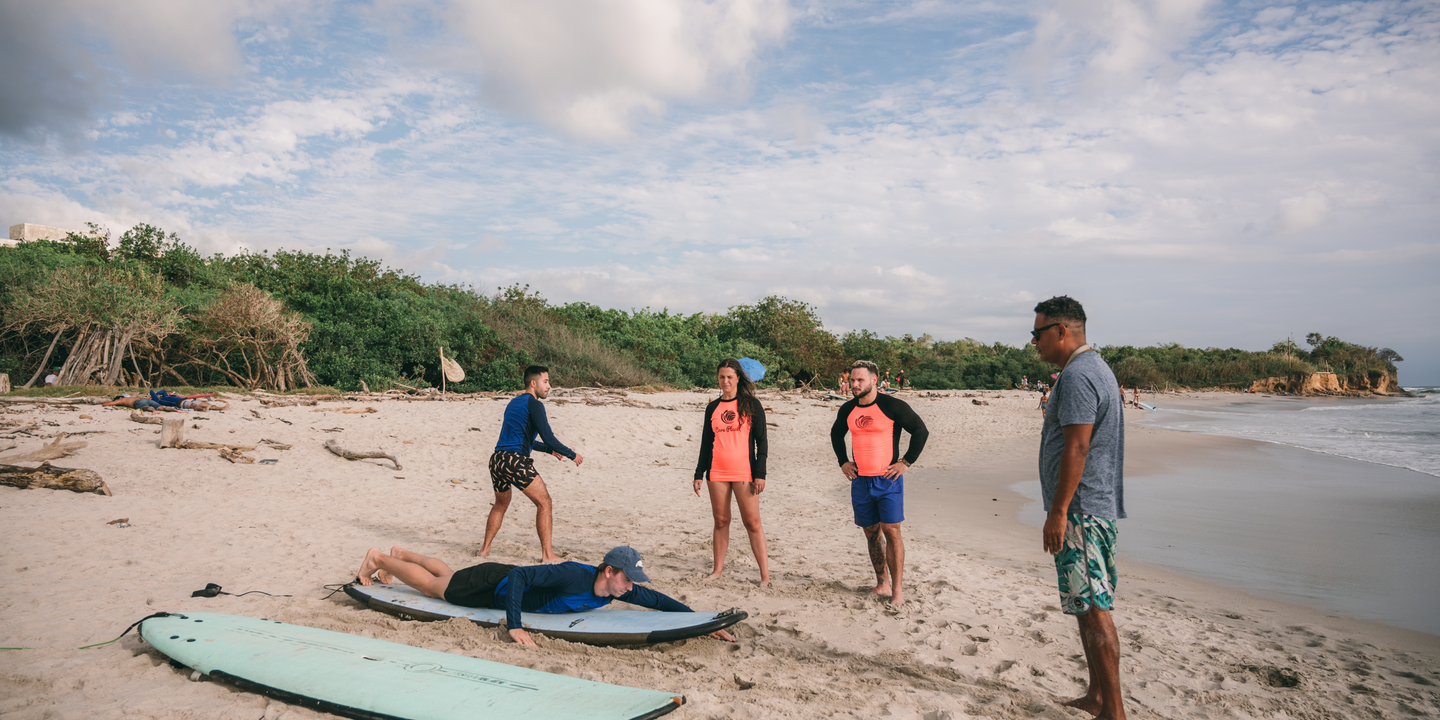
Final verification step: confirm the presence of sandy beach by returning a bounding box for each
[3,389,1438,719]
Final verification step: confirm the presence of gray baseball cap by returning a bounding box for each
[602,546,650,583]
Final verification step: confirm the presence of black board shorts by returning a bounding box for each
[488,451,539,493]
[443,562,517,608]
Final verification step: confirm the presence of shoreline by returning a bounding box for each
[908,430,1440,656]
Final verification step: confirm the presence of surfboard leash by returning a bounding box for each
[79,611,183,650]
[321,579,360,600]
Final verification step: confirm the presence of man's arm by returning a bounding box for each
[1044,423,1093,554]
[617,585,693,613]
[830,404,852,466]
[528,396,576,460]
[502,563,587,631]
[890,398,929,466]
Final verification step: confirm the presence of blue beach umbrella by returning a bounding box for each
[737,358,766,382]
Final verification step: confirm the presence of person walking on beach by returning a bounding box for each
[693,359,771,585]
[479,365,583,562]
[356,545,735,647]
[830,360,929,605]
[1031,295,1127,720]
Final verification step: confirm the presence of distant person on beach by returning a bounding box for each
[831,360,929,605]
[1039,391,1050,417]
[1031,295,1128,720]
[895,371,907,390]
[44,367,60,387]
[355,545,735,647]
[693,358,770,585]
[1132,387,1141,409]
[479,365,584,563]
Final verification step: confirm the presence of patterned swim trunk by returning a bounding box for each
[1054,513,1118,615]
[488,451,538,493]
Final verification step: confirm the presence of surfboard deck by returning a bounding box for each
[345,583,746,646]
[140,612,683,720]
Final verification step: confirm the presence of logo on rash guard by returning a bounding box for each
[855,414,874,428]
[721,409,737,424]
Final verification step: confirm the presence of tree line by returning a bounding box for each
[0,224,1402,393]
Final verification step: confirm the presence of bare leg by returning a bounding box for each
[882,523,905,605]
[518,476,559,563]
[732,481,769,585]
[863,524,891,596]
[704,481,734,581]
[478,489,513,557]
[356,548,453,599]
[1063,608,1125,719]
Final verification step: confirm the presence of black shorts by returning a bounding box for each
[489,451,539,493]
[444,562,518,608]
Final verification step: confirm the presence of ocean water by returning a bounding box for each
[1136,388,1440,478]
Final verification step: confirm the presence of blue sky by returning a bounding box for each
[3,0,1437,383]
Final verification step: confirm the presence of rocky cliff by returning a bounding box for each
[1248,370,1402,396]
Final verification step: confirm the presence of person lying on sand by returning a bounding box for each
[103,395,180,412]
[356,545,736,647]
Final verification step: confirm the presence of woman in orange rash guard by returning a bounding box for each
[693,358,770,585]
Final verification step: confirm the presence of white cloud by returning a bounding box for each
[432,0,792,139]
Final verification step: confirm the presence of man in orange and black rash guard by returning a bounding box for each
[830,359,928,605]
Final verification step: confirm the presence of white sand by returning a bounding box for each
[2,389,1438,718]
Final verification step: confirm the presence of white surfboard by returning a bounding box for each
[345,583,746,646]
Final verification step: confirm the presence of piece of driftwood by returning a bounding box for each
[0,373,9,393]
[260,398,319,407]
[259,439,292,450]
[0,396,107,405]
[310,407,377,414]
[178,441,257,451]
[324,439,401,470]
[0,434,88,464]
[0,462,110,496]
[129,411,164,425]
[218,447,254,464]
[159,418,186,448]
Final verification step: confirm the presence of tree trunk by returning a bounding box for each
[0,373,9,393]
[23,327,66,388]
[159,418,186,448]
[0,463,110,495]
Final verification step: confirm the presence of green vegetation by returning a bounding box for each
[0,224,1403,393]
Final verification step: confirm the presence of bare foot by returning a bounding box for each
[702,569,723,582]
[757,577,771,587]
[356,548,382,585]
[890,589,905,606]
[871,581,893,597]
[540,555,562,564]
[1062,695,1103,717]
[476,546,492,558]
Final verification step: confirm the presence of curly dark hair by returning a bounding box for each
[1033,296,1086,329]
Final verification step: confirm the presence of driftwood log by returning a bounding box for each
[0,373,9,393]
[159,418,186,448]
[260,398,319,408]
[311,407,377,414]
[129,411,164,425]
[0,434,88,464]
[324,439,402,470]
[178,441,256,451]
[0,396,107,405]
[0,462,110,496]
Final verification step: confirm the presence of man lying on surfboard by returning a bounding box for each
[356,545,737,647]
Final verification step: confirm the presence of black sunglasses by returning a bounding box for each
[1030,322,1062,341]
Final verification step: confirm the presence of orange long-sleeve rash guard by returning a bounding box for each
[831,394,929,477]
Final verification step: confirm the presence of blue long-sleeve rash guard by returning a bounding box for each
[494,394,575,459]
[493,562,692,629]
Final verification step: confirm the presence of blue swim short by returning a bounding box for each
[851,475,904,527]
[133,398,161,410]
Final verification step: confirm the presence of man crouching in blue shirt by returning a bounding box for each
[356,545,736,647]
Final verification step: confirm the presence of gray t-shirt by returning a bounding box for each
[1039,351,1126,519]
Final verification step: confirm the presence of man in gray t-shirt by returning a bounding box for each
[1031,295,1128,720]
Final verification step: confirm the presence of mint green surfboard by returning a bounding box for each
[140,612,684,720]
